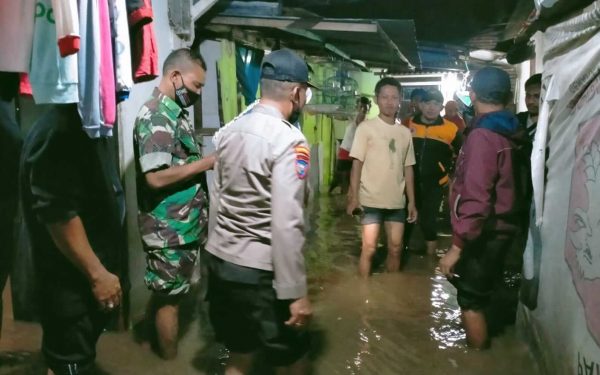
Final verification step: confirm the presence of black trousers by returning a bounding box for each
[405,181,444,247]
[41,307,111,375]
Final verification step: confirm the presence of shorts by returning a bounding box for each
[450,235,512,311]
[144,243,200,295]
[41,309,110,375]
[361,206,407,225]
[207,271,310,367]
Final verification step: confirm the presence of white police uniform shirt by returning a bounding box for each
[206,103,311,300]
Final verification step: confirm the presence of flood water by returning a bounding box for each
[0,195,539,374]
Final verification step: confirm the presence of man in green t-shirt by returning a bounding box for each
[134,48,214,359]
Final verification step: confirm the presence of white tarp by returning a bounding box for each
[521,2,600,373]
[535,0,560,11]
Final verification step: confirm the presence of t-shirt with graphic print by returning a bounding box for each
[350,116,416,209]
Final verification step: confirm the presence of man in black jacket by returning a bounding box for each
[516,73,542,140]
[407,89,462,256]
[0,72,22,340]
[21,104,124,375]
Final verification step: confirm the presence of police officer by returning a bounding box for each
[206,48,315,374]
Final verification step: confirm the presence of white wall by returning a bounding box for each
[117,4,227,322]
[200,40,222,131]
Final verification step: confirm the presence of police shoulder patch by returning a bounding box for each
[294,145,310,180]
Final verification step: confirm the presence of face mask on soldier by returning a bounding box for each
[173,75,200,108]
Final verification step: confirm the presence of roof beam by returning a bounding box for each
[211,16,378,33]
[192,0,220,21]
[376,23,415,71]
[280,27,368,70]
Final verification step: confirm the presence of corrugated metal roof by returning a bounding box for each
[206,15,420,72]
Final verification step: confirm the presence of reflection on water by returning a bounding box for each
[429,273,465,350]
[305,195,539,375]
[0,194,539,374]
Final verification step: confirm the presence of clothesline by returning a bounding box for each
[0,0,159,139]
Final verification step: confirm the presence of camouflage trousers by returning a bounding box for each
[144,243,200,295]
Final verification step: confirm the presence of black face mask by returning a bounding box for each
[289,109,301,124]
[173,77,200,108]
[288,91,303,124]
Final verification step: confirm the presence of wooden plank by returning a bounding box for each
[192,0,220,21]
[211,16,378,33]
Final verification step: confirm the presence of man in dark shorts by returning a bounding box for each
[207,48,315,374]
[133,48,214,359]
[346,77,418,277]
[20,104,124,374]
[439,67,531,349]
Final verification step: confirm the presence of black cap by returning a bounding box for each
[261,49,318,88]
[410,88,427,101]
[471,67,511,102]
[421,89,444,103]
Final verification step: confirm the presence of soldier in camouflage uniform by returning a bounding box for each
[133,48,214,359]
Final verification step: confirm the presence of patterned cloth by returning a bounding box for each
[144,244,199,295]
[134,88,208,250]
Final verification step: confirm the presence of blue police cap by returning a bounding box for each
[261,49,318,88]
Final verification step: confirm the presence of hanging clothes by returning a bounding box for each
[98,0,116,132]
[109,0,134,101]
[0,0,35,72]
[75,0,120,138]
[128,0,159,83]
[19,74,34,97]
[235,45,264,105]
[51,0,80,57]
[127,0,152,26]
[78,0,102,138]
[29,0,79,104]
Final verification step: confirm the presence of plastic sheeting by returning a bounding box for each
[535,0,559,10]
[520,2,600,373]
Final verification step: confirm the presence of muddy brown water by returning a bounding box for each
[0,195,538,374]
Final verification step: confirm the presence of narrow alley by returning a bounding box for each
[1,196,537,374]
[1,1,600,374]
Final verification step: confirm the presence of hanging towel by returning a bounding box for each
[29,0,79,104]
[109,0,134,101]
[78,0,102,138]
[51,0,80,57]
[128,0,158,83]
[0,0,35,72]
[98,0,116,132]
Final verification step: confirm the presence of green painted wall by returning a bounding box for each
[301,62,338,189]
[215,45,382,191]
[217,40,239,123]
[302,68,381,190]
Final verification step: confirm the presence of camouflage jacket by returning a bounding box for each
[134,88,208,249]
